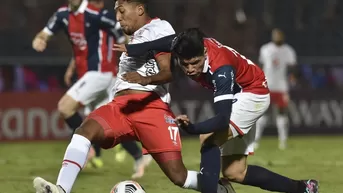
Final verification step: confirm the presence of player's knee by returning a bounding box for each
[278,107,288,115]
[222,155,248,183]
[74,119,105,143]
[58,95,79,117]
[153,153,187,187]
[222,164,247,183]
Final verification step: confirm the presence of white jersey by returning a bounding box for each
[112,18,175,103]
[259,42,296,92]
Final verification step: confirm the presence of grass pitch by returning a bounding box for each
[1,136,342,193]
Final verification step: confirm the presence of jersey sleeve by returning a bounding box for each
[183,65,235,135]
[99,10,126,43]
[43,11,64,35]
[212,65,235,103]
[125,35,175,57]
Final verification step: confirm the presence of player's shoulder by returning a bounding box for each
[260,42,274,51]
[282,43,296,52]
[85,4,101,15]
[55,5,69,17]
[138,18,175,41]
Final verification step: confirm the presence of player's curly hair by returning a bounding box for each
[171,28,207,60]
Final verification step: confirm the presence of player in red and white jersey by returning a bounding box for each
[117,28,319,193]
[32,0,151,178]
[32,1,233,193]
[255,28,297,150]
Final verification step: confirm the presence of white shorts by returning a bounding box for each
[66,71,114,115]
[220,92,270,156]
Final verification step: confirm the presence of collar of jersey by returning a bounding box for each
[202,54,209,73]
[69,0,88,15]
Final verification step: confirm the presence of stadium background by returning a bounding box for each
[1,0,343,193]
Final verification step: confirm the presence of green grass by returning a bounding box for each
[1,136,342,193]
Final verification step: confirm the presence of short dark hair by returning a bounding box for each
[171,28,206,60]
[126,0,150,14]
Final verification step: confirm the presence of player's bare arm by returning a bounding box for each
[64,58,76,87]
[32,31,51,52]
[122,53,172,85]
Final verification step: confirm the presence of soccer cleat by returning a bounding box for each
[114,145,127,163]
[218,178,236,193]
[131,154,153,179]
[302,179,319,193]
[90,157,104,168]
[33,177,65,193]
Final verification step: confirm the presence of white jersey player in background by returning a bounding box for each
[255,28,297,150]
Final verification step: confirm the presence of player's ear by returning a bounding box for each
[137,4,144,16]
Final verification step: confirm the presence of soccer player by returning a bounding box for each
[32,0,150,178]
[255,28,297,150]
[33,1,233,193]
[114,28,319,193]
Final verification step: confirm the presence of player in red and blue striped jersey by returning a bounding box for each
[32,0,151,178]
[114,28,319,193]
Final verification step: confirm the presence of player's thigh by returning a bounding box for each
[66,71,113,106]
[221,154,248,182]
[84,90,109,116]
[86,101,136,149]
[131,106,182,154]
[221,92,270,156]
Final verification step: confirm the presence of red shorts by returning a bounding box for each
[86,92,181,154]
[270,92,288,108]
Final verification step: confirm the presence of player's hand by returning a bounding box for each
[122,72,151,86]
[113,44,128,55]
[175,115,191,131]
[32,37,47,52]
[64,68,73,87]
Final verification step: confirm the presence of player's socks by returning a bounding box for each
[276,115,288,149]
[93,144,101,157]
[199,144,221,193]
[241,165,306,192]
[121,141,142,161]
[183,171,200,191]
[56,134,91,193]
[64,112,83,131]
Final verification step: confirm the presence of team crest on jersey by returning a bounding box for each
[164,114,175,124]
[70,32,87,50]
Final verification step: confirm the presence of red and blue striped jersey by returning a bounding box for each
[43,0,125,78]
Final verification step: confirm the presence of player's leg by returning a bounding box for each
[221,144,318,193]
[130,93,232,193]
[219,93,318,193]
[275,92,289,150]
[33,101,133,193]
[254,110,270,148]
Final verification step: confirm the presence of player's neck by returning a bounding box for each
[135,16,152,31]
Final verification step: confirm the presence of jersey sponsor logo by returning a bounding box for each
[145,60,157,76]
[70,32,87,50]
[164,114,175,124]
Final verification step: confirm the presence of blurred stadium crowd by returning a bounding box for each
[0,0,342,92]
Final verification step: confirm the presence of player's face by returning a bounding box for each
[115,0,143,35]
[68,0,82,9]
[178,55,206,79]
[272,29,284,45]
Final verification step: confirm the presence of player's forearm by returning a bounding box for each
[35,30,51,42]
[125,35,175,57]
[68,58,76,71]
[186,101,232,134]
[146,70,172,85]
